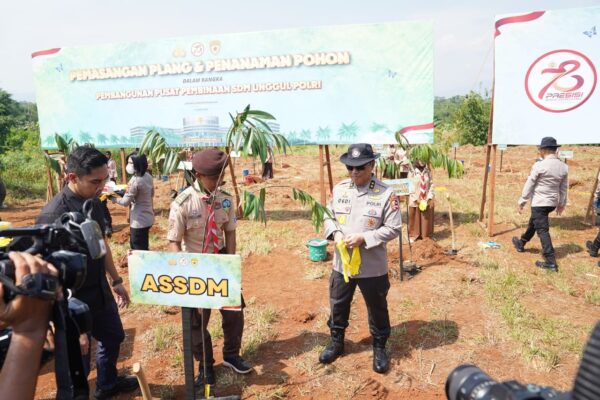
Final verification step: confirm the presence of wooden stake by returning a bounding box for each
[319,145,326,204]
[584,165,600,225]
[479,145,492,222]
[132,363,156,400]
[324,145,334,195]
[119,148,127,184]
[487,144,498,237]
[499,149,504,172]
[225,147,241,216]
[44,150,54,201]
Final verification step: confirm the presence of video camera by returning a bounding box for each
[0,199,106,398]
[446,321,600,400]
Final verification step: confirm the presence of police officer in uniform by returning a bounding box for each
[320,143,402,373]
[167,149,252,386]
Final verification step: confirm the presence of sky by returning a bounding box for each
[1,0,598,102]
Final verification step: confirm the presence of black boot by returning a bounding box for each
[512,237,525,252]
[319,329,344,364]
[586,240,599,257]
[535,260,558,272]
[372,338,390,374]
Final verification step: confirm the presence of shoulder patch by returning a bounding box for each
[175,191,191,205]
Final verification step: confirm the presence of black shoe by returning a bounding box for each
[223,356,253,374]
[512,237,525,252]
[195,365,216,386]
[319,330,345,364]
[535,260,558,272]
[586,241,599,257]
[94,375,139,400]
[373,346,390,374]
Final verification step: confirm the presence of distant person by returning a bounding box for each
[106,151,117,183]
[512,137,568,272]
[321,143,402,374]
[111,154,154,250]
[384,144,409,179]
[585,170,600,263]
[261,145,274,180]
[408,159,434,241]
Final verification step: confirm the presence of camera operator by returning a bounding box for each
[0,252,59,399]
[36,146,138,399]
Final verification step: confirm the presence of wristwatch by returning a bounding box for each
[111,277,123,287]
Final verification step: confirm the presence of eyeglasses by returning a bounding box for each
[346,164,368,172]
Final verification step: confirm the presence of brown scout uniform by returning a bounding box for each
[167,183,243,365]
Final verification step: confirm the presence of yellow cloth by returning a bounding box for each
[336,241,361,283]
[419,199,428,211]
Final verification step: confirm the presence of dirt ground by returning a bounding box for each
[2,144,599,399]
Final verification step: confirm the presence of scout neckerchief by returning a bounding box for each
[201,194,219,254]
[418,169,428,201]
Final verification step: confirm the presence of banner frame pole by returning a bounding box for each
[584,165,600,225]
[324,145,334,195]
[119,148,127,184]
[319,145,326,204]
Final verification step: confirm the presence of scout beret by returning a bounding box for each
[192,149,228,176]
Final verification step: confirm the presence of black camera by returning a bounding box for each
[0,200,106,301]
[446,321,600,400]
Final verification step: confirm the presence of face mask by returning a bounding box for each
[126,164,135,175]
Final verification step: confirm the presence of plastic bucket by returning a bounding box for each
[160,175,169,182]
[242,169,250,177]
[306,239,328,262]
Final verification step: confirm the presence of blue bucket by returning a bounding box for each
[242,169,250,177]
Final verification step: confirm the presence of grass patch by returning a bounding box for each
[584,286,600,306]
[242,305,279,358]
[237,221,272,257]
[146,323,179,352]
[305,264,327,280]
[480,264,586,370]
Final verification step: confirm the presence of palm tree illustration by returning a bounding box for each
[338,122,359,142]
[300,129,312,144]
[370,122,386,133]
[79,131,93,144]
[316,126,331,141]
[287,131,298,144]
[96,133,108,146]
[110,134,119,146]
[43,135,56,147]
[119,136,129,147]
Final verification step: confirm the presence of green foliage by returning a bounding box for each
[242,188,267,224]
[291,188,333,232]
[0,150,47,200]
[139,129,182,175]
[454,91,491,146]
[225,105,290,163]
[409,144,464,178]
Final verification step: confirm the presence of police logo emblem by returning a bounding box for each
[222,199,232,209]
[351,149,361,158]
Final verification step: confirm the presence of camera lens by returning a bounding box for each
[446,364,497,400]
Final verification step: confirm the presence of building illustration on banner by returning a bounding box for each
[130,117,281,147]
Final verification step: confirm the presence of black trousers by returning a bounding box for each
[130,226,150,250]
[593,228,600,250]
[262,162,273,179]
[191,296,245,365]
[521,206,556,264]
[327,270,391,340]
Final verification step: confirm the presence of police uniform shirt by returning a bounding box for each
[167,184,237,253]
[324,177,402,278]
[518,155,568,208]
[36,186,113,313]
